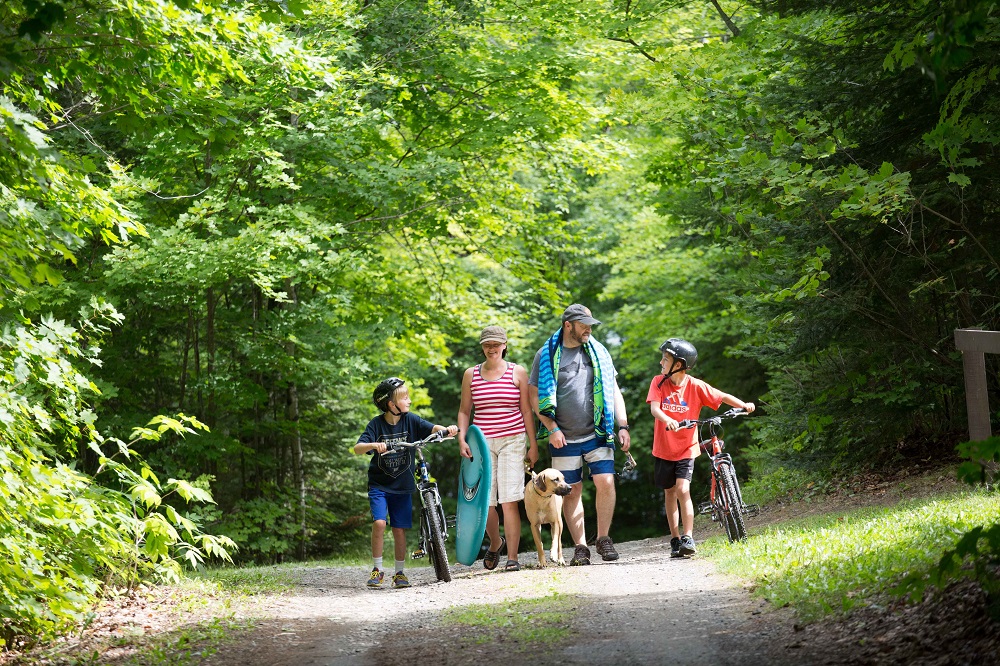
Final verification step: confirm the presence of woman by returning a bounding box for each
[458,325,538,571]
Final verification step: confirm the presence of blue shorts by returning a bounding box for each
[368,488,413,529]
[548,437,615,484]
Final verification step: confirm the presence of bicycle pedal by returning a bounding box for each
[446,515,457,528]
[411,549,426,559]
[744,504,760,517]
[697,502,713,515]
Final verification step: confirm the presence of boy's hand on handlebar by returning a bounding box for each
[743,402,755,414]
[445,425,458,437]
[664,417,681,431]
[373,442,388,453]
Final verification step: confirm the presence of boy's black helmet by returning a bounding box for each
[373,377,405,412]
[659,338,698,370]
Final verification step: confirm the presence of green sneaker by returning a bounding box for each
[392,571,411,588]
[366,567,384,588]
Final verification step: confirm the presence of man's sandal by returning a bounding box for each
[483,536,506,571]
[504,560,520,572]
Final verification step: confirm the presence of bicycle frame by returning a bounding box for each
[680,409,760,542]
[413,445,449,550]
[391,431,453,582]
[700,424,729,513]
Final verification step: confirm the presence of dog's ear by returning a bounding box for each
[533,473,547,493]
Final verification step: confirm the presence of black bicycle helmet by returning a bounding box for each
[659,338,698,371]
[373,377,405,412]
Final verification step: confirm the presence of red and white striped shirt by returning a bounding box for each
[471,362,525,438]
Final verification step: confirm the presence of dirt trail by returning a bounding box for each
[202,536,794,666]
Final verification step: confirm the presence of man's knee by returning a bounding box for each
[593,473,616,492]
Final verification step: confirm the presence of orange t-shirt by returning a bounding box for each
[646,375,725,461]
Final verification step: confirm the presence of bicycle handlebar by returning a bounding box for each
[388,430,456,449]
[676,408,747,430]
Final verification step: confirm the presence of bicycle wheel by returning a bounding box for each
[719,463,747,542]
[712,471,734,541]
[423,489,451,582]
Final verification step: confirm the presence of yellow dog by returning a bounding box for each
[523,468,573,567]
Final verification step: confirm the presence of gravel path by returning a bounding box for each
[203,536,795,666]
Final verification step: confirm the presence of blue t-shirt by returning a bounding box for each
[358,412,436,493]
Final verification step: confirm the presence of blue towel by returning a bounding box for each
[536,329,617,445]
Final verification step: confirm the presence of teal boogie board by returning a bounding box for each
[455,425,492,566]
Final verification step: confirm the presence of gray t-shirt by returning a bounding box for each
[530,345,595,443]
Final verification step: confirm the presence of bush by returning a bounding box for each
[0,302,233,648]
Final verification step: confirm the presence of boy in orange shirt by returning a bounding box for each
[646,339,755,557]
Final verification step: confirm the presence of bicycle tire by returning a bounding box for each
[712,470,734,541]
[423,489,451,582]
[719,463,747,542]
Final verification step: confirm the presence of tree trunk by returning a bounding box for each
[206,287,217,427]
[179,308,192,408]
[284,279,307,560]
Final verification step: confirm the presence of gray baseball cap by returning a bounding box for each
[561,304,601,326]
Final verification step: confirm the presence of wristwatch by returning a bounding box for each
[616,424,630,432]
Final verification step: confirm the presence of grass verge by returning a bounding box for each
[702,487,1000,621]
[440,593,576,647]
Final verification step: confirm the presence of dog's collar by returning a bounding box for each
[529,479,546,497]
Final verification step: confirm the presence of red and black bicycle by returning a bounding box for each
[678,408,759,543]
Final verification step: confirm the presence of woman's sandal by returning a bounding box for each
[483,536,506,571]
[504,560,520,572]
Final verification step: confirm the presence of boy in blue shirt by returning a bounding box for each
[354,377,458,588]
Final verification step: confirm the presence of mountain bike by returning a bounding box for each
[678,408,759,543]
[390,430,454,582]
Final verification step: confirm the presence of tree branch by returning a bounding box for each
[709,0,741,38]
[607,36,657,63]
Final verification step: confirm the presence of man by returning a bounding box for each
[529,304,631,565]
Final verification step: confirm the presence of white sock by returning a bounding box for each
[395,559,405,574]
[373,557,383,570]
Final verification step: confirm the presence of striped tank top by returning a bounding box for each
[470,362,525,438]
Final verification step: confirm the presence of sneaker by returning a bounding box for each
[366,567,384,588]
[595,536,619,561]
[670,537,682,558]
[679,534,697,556]
[569,544,591,566]
[391,571,411,588]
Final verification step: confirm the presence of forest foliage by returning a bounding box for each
[1,0,999,647]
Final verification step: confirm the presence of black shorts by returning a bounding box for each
[654,457,695,489]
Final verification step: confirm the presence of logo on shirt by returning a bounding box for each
[661,392,688,414]
[377,435,411,477]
